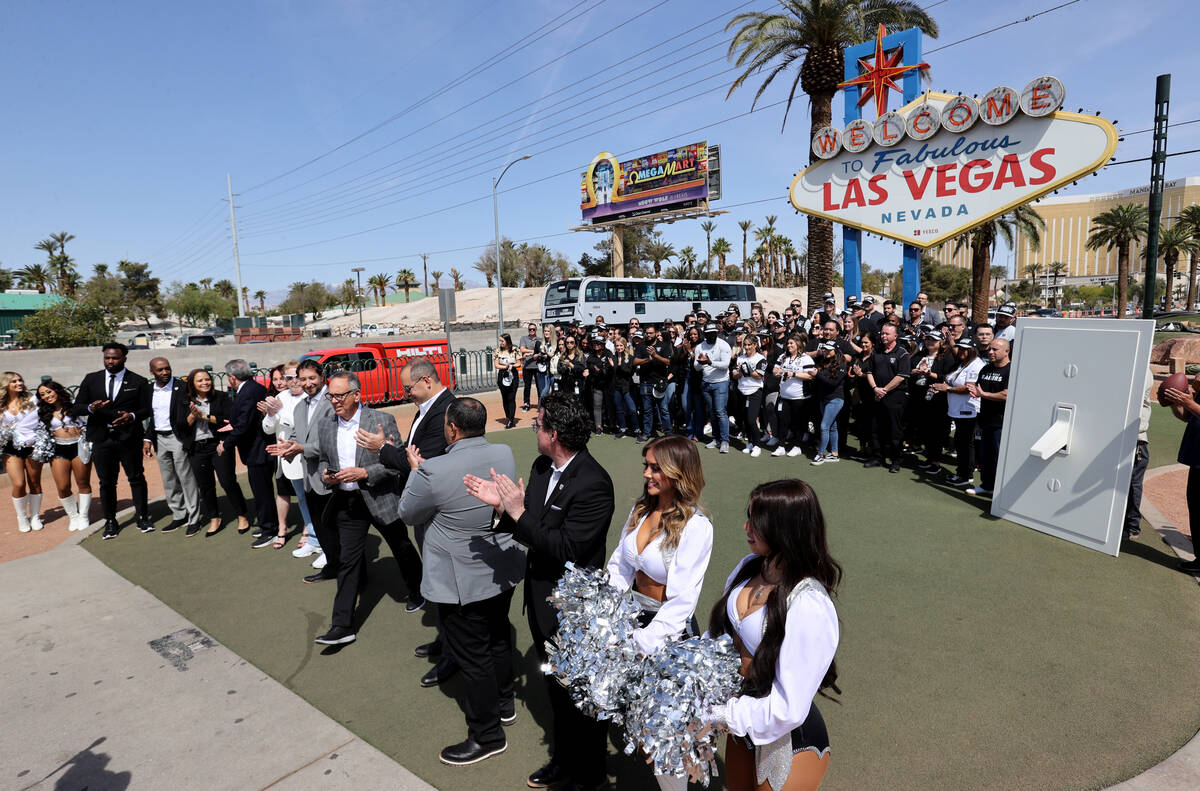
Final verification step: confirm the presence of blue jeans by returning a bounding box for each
[701,380,729,443]
[662,381,677,431]
[536,371,552,397]
[612,389,638,432]
[818,397,844,456]
[641,383,670,437]
[289,478,318,548]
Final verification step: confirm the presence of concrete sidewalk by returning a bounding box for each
[0,537,433,791]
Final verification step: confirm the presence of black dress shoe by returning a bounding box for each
[405,595,425,614]
[304,572,337,584]
[185,524,202,537]
[314,626,356,645]
[161,520,184,533]
[137,519,156,533]
[527,761,567,788]
[439,736,507,766]
[863,458,882,468]
[101,521,119,540]
[414,640,443,659]
[420,656,459,687]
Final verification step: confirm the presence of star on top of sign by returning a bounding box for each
[837,24,930,119]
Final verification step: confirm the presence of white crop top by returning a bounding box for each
[2,398,41,444]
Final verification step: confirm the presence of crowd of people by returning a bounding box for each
[505,291,1014,497]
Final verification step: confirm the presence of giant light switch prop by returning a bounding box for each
[991,318,1154,556]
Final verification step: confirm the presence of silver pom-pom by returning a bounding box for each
[30,428,56,463]
[543,563,644,721]
[0,425,13,453]
[621,635,743,786]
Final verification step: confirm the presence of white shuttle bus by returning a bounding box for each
[541,277,757,327]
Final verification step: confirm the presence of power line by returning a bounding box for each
[1120,118,1200,137]
[925,0,1086,54]
[1109,148,1200,166]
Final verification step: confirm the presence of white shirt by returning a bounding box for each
[996,324,1016,342]
[946,357,986,418]
[336,408,361,491]
[407,389,441,443]
[3,397,41,445]
[545,452,577,505]
[606,508,713,655]
[735,352,766,395]
[151,380,173,431]
[721,554,839,745]
[262,390,305,480]
[693,338,732,383]
[777,354,814,400]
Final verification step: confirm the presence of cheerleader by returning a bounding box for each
[35,381,93,531]
[2,371,45,532]
[605,435,713,791]
[705,479,842,791]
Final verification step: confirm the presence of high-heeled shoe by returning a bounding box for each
[235,517,250,535]
[206,521,225,538]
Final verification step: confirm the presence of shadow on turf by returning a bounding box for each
[1120,531,1192,571]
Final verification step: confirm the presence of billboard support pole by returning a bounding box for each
[1142,74,1170,320]
[611,225,625,277]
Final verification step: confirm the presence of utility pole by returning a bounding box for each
[1143,74,1170,319]
[421,253,429,297]
[225,173,245,317]
[493,154,531,336]
[352,267,365,336]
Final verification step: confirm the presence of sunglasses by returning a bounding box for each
[326,390,356,401]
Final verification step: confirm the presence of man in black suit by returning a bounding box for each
[219,359,277,547]
[465,392,616,791]
[356,356,456,682]
[72,342,153,539]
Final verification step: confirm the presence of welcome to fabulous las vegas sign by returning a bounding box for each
[788,77,1118,249]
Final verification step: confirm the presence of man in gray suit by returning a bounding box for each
[399,397,524,766]
[268,359,333,576]
[312,371,403,646]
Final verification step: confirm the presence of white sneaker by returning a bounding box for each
[705,440,719,449]
[742,445,752,454]
[293,543,320,558]
[966,486,993,496]
[811,455,826,466]
[719,442,729,454]
[787,447,803,457]
[29,514,44,531]
[771,446,786,457]
[312,552,328,570]
[825,455,841,463]
[750,446,762,458]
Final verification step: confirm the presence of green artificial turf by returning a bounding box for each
[86,432,1200,790]
[1149,403,1188,469]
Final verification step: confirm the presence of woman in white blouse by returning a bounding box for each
[261,362,313,550]
[705,479,842,791]
[931,338,986,488]
[2,371,46,532]
[605,434,713,791]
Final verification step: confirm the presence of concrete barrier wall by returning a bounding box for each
[3,328,508,387]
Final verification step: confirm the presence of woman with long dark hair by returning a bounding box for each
[811,342,845,465]
[732,335,767,457]
[606,435,713,791]
[181,368,249,536]
[36,381,93,531]
[2,371,44,532]
[495,333,520,428]
[706,479,842,791]
[848,333,880,459]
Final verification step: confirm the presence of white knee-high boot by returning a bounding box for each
[655,773,689,791]
[76,493,93,531]
[27,493,43,531]
[60,494,79,530]
[13,496,30,532]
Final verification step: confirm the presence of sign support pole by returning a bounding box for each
[1142,74,1170,319]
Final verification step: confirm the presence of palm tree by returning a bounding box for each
[94,263,109,277]
[1178,204,1200,310]
[213,279,236,300]
[17,263,52,293]
[199,277,213,291]
[34,238,56,259]
[473,259,495,288]
[711,238,732,279]
[430,270,444,295]
[726,1,939,311]
[1086,203,1148,318]
[953,205,1044,322]
[449,268,464,291]
[395,269,417,302]
[700,219,717,276]
[737,220,753,278]
[778,236,798,285]
[1046,261,1068,309]
[666,264,689,280]
[1149,224,1199,311]
[50,231,75,259]
[678,246,698,278]
[989,264,1007,305]
[242,285,250,314]
[645,241,676,278]
[253,289,267,316]
[366,273,390,306]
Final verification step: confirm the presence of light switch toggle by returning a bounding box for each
[1029,403,1075,460]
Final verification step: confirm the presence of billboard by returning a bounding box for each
[788,80,1118,249]
[581,141,709,222]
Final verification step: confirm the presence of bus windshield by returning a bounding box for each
[544,279,581,306]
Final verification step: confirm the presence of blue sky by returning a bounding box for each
[2,0,1197,298]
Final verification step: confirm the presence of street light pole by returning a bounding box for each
[493,154,531,336]
[351,267,365,336]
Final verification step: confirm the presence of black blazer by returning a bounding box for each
[175,389,232,454]
[380,386,456,489]
[221,380,269,466]
[71,368,151,444]
[497,449,615,639]
[143,377,193,450]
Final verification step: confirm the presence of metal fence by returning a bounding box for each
[49,348,502,407]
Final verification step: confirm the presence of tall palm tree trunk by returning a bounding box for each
[807,89,835,314]
[1117,244,1130,317]
[971,242,991,322]
[1188,251,1198,310]
[1164,251,1177,310]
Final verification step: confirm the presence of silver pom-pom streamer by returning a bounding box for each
[621,634,743,786]
[0,425,13,454]
[543,563,644,721]
[31,427,56,463]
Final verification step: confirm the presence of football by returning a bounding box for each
[1158,372,1190,406]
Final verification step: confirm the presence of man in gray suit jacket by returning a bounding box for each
[311,371,405,646]
[399,397,524,766]
[268,359,333,574]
